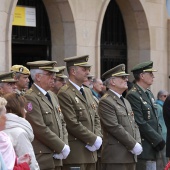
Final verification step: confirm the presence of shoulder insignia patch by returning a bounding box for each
[26,102,33,112]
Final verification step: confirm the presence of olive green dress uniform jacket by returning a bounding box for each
[98,90,141,164]
[126,84,163,160]
[57,81,102,164]
[25,84,68,169]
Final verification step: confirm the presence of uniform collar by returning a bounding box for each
[34,83,47,95]
[69,79,83,91]
[109,89,122,98]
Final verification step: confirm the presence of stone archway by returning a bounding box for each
[96,0,150,80]
[43,0,76,66]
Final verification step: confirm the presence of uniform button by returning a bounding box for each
[87,142,89,144]
[117,141,119,143]
[75,138,77,140]
[40,151,42,153]
[142,139,144,141]
[151,143,153,145]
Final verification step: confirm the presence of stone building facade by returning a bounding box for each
[0,0,169,95]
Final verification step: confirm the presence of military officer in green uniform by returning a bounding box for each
[98,64,142,170]
[126,61,165,170]
[57,55,102,170]
[11,65,30,95]
[25,61,70,170]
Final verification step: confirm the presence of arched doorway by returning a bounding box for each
[12,0,51,65]
[101,0,127,76]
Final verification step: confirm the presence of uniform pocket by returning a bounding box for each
[42,111,53,126]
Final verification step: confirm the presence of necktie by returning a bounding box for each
[80,88,86,99]
[120,96,125,105]
[45,92,52,104]
[145,91,152,104]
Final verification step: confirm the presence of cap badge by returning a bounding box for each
[19,67,24,73]
[122,66,125,71]
[12,72,15,78]
[85,57,88,62]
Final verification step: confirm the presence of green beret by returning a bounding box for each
[11,65,30,75]
[27,60,57,72]
[131,61,157,72]
[102,64,129,79]
[64,55,91,68]
[0,72,18,83]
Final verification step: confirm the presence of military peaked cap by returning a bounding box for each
[131,61,157,73]
[64,55,91,67]
[102,64,129,79]
[27,60,57,72]
[0,72,18,83]
[11,65,30,75]
[55,66,68,78]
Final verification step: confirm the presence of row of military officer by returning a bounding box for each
[0,56,165,170]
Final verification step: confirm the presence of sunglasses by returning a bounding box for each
[119,76,128,80]
[162,95,167,98]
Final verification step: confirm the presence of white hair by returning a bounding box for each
[30,69,44,81]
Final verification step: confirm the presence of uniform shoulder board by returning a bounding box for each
[26,88,33,94]
[131,87,137,92]
[60,84,69,91]
[102,93,109,98]
[83,84,89,88]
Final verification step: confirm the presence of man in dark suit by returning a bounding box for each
[25,60,70,170]
[58,55,102,170]
[98,64,142,170]
[126,61,165,170]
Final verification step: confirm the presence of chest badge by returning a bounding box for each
[75,97,79,103]
[57,106,62,113]
[91,102,96,110]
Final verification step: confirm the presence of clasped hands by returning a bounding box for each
[53,144,70,160]
[85,136,102,152]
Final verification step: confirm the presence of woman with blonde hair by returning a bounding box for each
[3,93,39,170]
[0,96,31,169]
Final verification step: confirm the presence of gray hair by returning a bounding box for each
[30,69,44,81]
[105,77,113,89]
[157,90,169,99]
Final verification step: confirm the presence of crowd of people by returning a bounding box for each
[0,56,169,170]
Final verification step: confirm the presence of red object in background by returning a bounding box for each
[164,161,170,170]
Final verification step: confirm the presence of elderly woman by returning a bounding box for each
[3,93,39,170]
[0,96,30,169]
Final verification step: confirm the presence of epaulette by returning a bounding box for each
[26,88,33,94]
[102,93,109,98]
[60,84,69,92]
[131,87,137,92]
[83,84,89,88]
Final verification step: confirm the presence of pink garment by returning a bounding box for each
[0,131,16,170]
